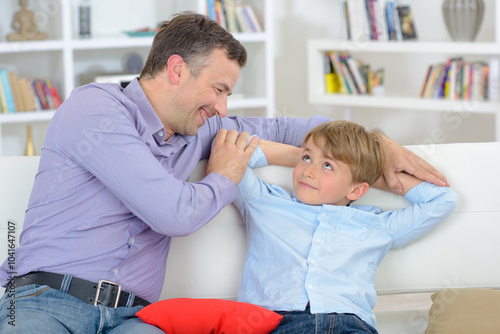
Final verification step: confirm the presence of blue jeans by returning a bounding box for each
[272,307,378,334]
[0,284,163,333]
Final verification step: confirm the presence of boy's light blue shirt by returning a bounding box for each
[234,146,458,328]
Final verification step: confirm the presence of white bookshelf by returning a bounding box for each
[0,0,275,155]
[307,1,500,142]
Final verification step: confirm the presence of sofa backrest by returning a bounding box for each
[160,142,500,299]
[1,142,499,301]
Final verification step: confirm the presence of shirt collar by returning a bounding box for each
[122,77,195,146]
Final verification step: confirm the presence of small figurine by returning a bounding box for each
[7,0,47,41]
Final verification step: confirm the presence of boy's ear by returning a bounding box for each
[346,182,370,201]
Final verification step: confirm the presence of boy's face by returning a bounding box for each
[292,138,359,206]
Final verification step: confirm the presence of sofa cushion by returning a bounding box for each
[425,288,500,334]
[136,298,283,334]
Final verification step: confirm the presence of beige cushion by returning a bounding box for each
[425,288,500,334]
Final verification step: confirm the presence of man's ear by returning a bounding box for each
[166,54,185,85]
[346,182,370,201]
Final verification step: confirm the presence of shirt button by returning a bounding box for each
[321,213,326,218]
[158,131,164,137]
[308,284,313,289]
[114,268,119,274]
[131,238,135,245]
[314,238,320,244]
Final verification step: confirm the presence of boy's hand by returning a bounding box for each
[206,129,259,185]
[383,136,449,194]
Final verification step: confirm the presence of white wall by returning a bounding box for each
[273,0,497,145]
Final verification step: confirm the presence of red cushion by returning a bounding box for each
[136,298,283,334]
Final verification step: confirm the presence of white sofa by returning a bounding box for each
[1,142,499,333]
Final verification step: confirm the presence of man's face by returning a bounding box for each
[166,49,240,137]
[293,138,356,206]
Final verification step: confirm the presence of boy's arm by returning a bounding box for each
[372,171,423,196]
[257,139,302,167]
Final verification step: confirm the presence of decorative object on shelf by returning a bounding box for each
[442,0,484,42]
[122,53,144,74]
[6,0,47,41]
[25,125,35,156]
[122,26,160,37]
[79,0,92,38]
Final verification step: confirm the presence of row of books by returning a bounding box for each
[341,0,417,42]
[324,51,385,96]
[420,58,490,101]
[0,68,62,114]
[207,0,262,33]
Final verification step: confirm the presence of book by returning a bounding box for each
[397,4,417,40]
[346,0,371,42]
[9,71,25,112]
[224,2,240,33]
[207,0,217,21]
[346,56,367,94]
[328,51,349,94]
[34,79,50,110]
[488,57,499,101]
[46,78,63,108]
[0,69,17,113]
[391,0,403,41]
[419,65,433,98]
[19,77,37,111]
[242,5,262,32]
[235,6,251,32]
[374,0,389,41]
[422,58,491,101]
[0,78,7,113]
[385,0,397,40]
[340,0,351,40]
[214,0,227,30]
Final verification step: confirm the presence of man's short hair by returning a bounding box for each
[140,12,247,79]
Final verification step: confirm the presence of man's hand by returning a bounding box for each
[382,136,449,194]
[206,129,259,185]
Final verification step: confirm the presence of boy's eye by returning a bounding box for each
[324,162,332,170]
[303,155,310,162]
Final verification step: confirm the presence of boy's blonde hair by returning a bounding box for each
[302,120,385,186]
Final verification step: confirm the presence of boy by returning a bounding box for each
[233,120,457,333]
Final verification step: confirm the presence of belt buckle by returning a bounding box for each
[94,279,122,308]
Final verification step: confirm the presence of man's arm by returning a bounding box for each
[381,135,449,194]
[372,171,423,196]
[212,116,449,192]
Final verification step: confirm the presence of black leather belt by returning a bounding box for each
[13,271,150,308]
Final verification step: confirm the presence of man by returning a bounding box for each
[0,12,447,333]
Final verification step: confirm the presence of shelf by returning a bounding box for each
[0,0,275,155]
[309,39,500,56]
[228,97,269,110]
[0,111,56,124]
[0,40,65,53]
[307,34,500,141]
[309,94,500,114]
[231,32,268,43]
[71,35,155,50]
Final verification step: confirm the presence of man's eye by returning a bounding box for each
[303,155,310,162]
[324,163,332,170]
